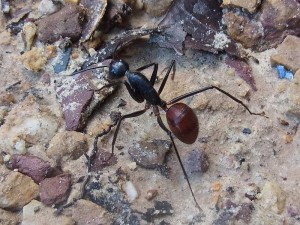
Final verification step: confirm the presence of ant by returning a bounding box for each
[74,58,266,210]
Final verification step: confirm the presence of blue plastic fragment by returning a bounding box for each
[277,65,294,81]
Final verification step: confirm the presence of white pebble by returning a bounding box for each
[123,181,139,203]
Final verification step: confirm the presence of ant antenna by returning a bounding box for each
[71,65,108,76]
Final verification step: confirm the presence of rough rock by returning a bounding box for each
[46,131,88,162]
[36,4,85,43]
[144,0,174,17]
[56,67,114,131]
[19,47,47,72]
[128,139,172,169]
[183,149,209,174]
[90,149,117,172]
[0,208,20,225]
[271,35,300,73]
[222,0,261,13]
[223,0,300,51]
[39,174,71,206]
[80,0,107,42]
[11,154,53,183]
[0,96,59,154]
[260,181,286,214]
[223,11,263,49]
[71,199,113,225]
[0,166,39,209]
[22,200,75,225]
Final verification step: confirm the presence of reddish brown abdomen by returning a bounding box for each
[166,103,199,144]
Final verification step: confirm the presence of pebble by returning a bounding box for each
[90,149,117,172]
[242,128,252,134]
[0,96,60,154]
[72,199,113,225]
[142,201,173,222]
[56,67,114,131]
[122,181,139,203]
[183,149,209,174]
[0,167,39,209]
[145,189,158,201]
[0,208,20,225]
[22,22,37,51]
[245,183,260,201]
[271,35,300,73]
[36,4,85,43]
[143,0,173,17]
[22,200,75,225]
[283,133,293,144]
[222,0,261,13]
[260,181,286,214]
[128,139,172,169]
[19,47,47,72]
[39,173,71,206]
[11,154,53,183]
[47,131,89,162]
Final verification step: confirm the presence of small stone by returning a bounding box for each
[144,0,173,17]
[271,35,300,73]
[47,131,89,162]
[283,134,293,144]
[245,183,260,201]
[242,128,252,134]
[0,208,20,225]
[22,22,37,51]
[19,47,47,72]
[279,118,289,126]
[145,189,158,201]
[37,4,85,43]
[72,199,113,225]
[90,149,117,172]
[183,149,209,174]
[142,201,173,222]
[22,200,75,225]
[212,181,222,192]
[0,167,39,210]
[260,181,286,214]
[11,154,53,183]
[127,161,137,170]
[222,0,261,13]
[38,0,59,16]
[39,173,71,206]
[128,139,172,169]
[122,181,139,203]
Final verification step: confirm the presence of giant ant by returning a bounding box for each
[75,58,266,210]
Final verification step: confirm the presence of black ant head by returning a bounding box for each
[109,59,129,79]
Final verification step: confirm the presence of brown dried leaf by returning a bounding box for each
[80,0,107,43]
[225,56,257,91]
[157,0,240,56]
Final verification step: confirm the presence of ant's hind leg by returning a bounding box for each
[154,107,202,210]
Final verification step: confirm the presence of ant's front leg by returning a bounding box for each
[110,105,150,156]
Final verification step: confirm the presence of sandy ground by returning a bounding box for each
[1,8,300,225]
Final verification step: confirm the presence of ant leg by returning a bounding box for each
[154,107,202,210]
[167,85,266,117]
[136,63,158,86]
[158,60,175,95]
[111,108,149,155]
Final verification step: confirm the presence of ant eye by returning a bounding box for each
[109,60,129,79]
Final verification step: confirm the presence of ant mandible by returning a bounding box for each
[76,59,266,210]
